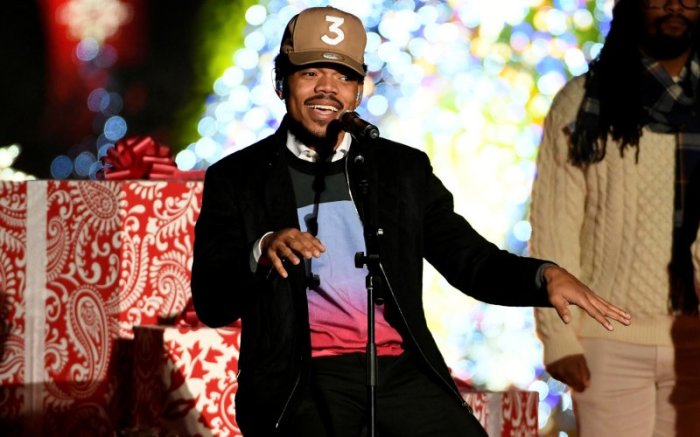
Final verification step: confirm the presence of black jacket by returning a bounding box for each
[191,119,551,435]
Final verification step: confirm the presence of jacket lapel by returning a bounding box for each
[263,121,299,230]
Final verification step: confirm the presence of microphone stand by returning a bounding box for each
[350,131,382,437]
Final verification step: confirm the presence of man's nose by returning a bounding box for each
[315,74,338,93]
[664,0,686,11]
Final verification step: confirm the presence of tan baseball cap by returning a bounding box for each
[280,6,367,77]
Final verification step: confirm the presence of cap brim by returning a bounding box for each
[288,51,365,77]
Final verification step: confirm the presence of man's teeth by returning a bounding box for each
[309,105,338,112]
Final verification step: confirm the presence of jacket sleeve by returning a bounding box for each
[191,163,254,327]
[421,153,552,308]
[529,83,587,365]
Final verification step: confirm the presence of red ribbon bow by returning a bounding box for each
[100,136,205,180]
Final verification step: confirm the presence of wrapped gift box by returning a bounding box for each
[0,180,202,434]
[132,324,242,436]
[461,390,539,436]
[0,182,27,425]
[133,324,538,437]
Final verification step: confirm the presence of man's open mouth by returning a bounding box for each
[307,104,339,113]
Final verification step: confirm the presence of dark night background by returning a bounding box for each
[0,0,204,178]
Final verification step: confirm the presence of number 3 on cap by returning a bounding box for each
[321,15,345,46]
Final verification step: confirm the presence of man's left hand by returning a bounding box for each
[544,265,631,330]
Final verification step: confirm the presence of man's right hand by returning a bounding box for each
[260,228,325,279]
[546,354,591,392]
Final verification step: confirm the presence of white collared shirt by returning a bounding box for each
[286,131,351,162]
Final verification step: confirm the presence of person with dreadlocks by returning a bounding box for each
[530,0,700,435]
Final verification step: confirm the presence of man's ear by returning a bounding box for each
[354,84,364,109]
[274,79,284,100]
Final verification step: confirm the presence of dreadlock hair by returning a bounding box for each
[570,0,647,165]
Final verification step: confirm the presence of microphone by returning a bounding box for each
[339,111,380,140]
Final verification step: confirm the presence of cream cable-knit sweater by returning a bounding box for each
[530,75,700,365]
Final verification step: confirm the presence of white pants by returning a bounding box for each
[574,326,700,437]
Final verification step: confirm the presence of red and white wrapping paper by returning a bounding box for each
[0,180,202,434]
[133,324,241,436]
[0,182,28,423]
[461,390,539,436]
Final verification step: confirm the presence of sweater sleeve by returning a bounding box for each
[529,80,587,365]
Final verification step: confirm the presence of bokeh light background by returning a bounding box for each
[18,0,617,434]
